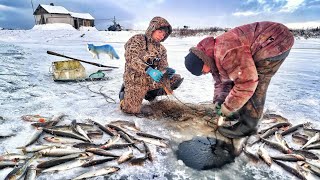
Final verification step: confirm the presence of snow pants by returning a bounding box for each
[238,49,291,128]
[120,74,182,114]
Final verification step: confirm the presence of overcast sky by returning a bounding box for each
[0,0,320,30]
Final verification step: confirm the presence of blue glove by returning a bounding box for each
[165,67,176,79]
[146,67,163,82]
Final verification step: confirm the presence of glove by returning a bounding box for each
[214,102,222,114]
[146,67,163,82]
[217,104,234,118]
[165,67,176,79]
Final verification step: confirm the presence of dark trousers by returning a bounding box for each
[238,50,290,127]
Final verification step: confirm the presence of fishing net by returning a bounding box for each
[146,100,217,121]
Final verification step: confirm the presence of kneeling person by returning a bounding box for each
[119,16,183,115]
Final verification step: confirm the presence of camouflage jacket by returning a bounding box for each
[123,17,172,86]
[194,21,294,112]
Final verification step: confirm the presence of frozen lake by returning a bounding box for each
[0,29,319,180]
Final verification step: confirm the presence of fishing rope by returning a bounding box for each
[76,81,116,104]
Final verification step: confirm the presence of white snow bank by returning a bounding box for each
[31,23,76,31]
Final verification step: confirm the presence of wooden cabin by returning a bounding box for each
[33,3,94,29]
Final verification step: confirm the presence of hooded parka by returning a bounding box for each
[121,16,181,114]
[190,21,294,120]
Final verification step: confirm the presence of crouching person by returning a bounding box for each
[119,16,183,115]
[184,21,294,139]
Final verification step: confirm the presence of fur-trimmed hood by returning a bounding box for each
[145,16,172,42]
[189,36,217,75]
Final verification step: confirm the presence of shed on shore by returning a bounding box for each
[33,3,94,29]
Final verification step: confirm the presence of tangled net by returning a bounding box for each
[146,100,218,122]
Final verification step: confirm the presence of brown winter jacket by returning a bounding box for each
[123,17,172,86]
[191,21,294,113]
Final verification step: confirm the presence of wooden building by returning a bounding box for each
[33,3,94,29]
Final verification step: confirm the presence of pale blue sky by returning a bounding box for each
[0,0,319,30]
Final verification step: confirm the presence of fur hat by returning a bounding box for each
[184,51,204,76]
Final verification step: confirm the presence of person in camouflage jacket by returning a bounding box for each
[119,16,183,115]
[184,21,294,138]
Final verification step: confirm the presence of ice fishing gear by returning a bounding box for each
[47,50,118,69]
[88,70,105,79]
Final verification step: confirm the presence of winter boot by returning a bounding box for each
[119,84,125,101]
[144,88,164,101]
[217,117,258,139]
[140,105,154,116]
[144,77,184,101]
[171,77,184,90]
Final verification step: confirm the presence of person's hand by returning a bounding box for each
[217,104,234,118]
[165,67,176,78]
[214,102,222,115]
[146,67,163,82]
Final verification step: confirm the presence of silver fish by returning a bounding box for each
[42,158,90,172]
[21,115,50,122]
[257,143,272,166]
[24,165,37,180]
[4,153,40,180]
[249,127,278,145]
[37,153,82,169]
[243,145,260,163]
[43,136,85,144]
[21,144,61,154]
[19,128,43,148]
[302,132,320,149]
[118,131,142,152]
[280,123,304,136]
[85,148,120,157]
[292,132,308,145]
[100,134,121,149]
[87,130,103,138]
[303,127,320,137]
[270,154,305,162]
[71,120,92,142]
[39,147,84,157]
[304,143,320,150]
[73,142,102,149]
[102,143,134,150]
[143,141,153,162]
[273,159,307,180]
[134,136,167,148]
[275,131,291,149]
[118,147,133,164]
[292,149,319,160]
[81,157,117,167]
[43,128,89,142]
[89,120,115,136]
[260,138,292,154]
[259,122,291,134]
[110,120,140,130]
[0,153,28,161]
[72,166,120,180]
[136,132,167,141]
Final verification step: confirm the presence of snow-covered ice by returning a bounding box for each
[0,24,319,179]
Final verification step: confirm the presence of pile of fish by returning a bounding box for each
[244,114,320,180]
[0,113,168,179]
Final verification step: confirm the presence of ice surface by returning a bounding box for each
[0,25,319,179]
